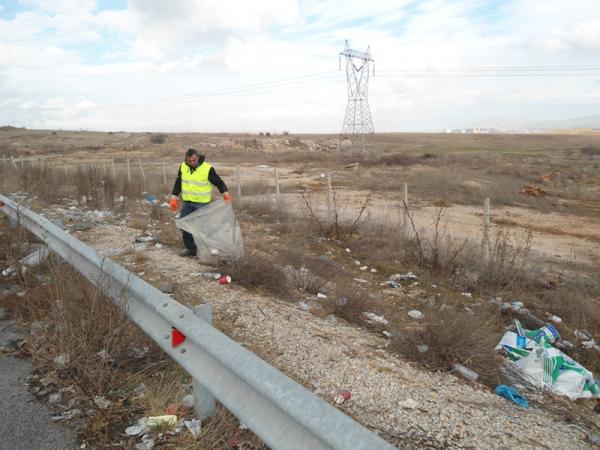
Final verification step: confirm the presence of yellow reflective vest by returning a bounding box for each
[180,161,212,203]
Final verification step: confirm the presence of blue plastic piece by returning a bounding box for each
[495,384,528,408]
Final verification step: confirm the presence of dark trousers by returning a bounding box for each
[180,201,208,253]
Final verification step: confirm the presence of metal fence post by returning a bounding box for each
[162,163,167,186]
[193,304,216,419]
[111,158,116,178]
[126,158,131,183]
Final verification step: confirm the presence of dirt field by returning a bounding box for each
[2,128,600,449]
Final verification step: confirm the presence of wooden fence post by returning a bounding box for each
[482,197,491,263]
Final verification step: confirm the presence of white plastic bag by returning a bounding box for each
[176,201,244,264]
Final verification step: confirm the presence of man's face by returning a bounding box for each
[186,154,199,167]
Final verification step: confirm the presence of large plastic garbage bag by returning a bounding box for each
[176,201,244,264]
[496,321,600,400]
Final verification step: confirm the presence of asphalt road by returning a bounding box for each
[0,300,78,450]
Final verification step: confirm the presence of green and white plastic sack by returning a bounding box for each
[496,321,600,400]
[176,201,244,264]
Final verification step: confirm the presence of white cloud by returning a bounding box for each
[1,0,600,132]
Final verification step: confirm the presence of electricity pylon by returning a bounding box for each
[339,40,374,147]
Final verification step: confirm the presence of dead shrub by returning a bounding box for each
[289,266,328,295]
[236,197,276,219]
[149,134,167,144]
[219,252,290,298]
[580,146,600,156]
[301,190,370,240]
[475,228,539,290]
[392,306,504,385]
[322,285,375,324]
[403,203,471,275]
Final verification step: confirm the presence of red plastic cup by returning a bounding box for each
[219,275,232,285]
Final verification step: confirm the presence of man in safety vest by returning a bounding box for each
[171,148,232,257]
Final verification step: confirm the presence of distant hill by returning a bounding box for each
[467,115,600,132]
[529,115,600,130]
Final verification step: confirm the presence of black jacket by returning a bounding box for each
[171,155,228,197]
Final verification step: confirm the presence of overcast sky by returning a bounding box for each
[1,0,599,133]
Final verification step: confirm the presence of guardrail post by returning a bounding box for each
[192,304,216,419]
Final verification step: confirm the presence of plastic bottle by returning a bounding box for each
[452,363,479,381]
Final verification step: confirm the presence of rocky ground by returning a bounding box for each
[46,213,598,449]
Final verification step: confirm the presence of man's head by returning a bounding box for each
[185,148,200,167]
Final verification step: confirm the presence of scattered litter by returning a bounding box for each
[334,389,352,404]
[257,164,269,168]
[417,344,429,353]
[218,275,232,285]
[338,297,347,306]
[408,310,424,320]
[382,280,401,289]
[48,393,62,404]
[575,330,592,341]
[497,321,600,399]
[398,398,418,410]
[370,268,377,273]
[582,339,599,350]
[154,243,162,249]
[355,260,361,266]
[495,385,528,408]
[185,419,202,438]
[93,396,111,409]
[326,315,337,324]
[182,394,194,409]
[520,185,547,197]
[551,315,562,324]
[511,301,524,312]
[452,364,479,381]
[135,235,155,243]
[461,292,472,298]
[316,292,327,299]
[345,248,351,253]
[353,278,368,284]
[53,354,70,366]
[382,331,393,338]
[587,433,600,446]
[125,418,150,436]
[147,415,178,428]
[144,194,157,205]
[391,272,418,282]
[191,271,222,280]
[298,301,310,311]
[2,267,16,277]
[362,312,389,325]
[135,437,155,450]
[360,266,368,271]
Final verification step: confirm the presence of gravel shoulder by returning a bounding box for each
[78,223,594,449]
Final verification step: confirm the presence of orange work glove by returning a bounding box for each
[169,197,179,211]
[223,193,233,203]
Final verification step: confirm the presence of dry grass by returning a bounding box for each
[392,306,505,386]
[219,252,291,299]
[0,222,265,449]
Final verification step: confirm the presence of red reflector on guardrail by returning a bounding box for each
[172,327,186,348]
[0,201,5,207]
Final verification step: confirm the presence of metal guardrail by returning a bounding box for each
[0,194,396,450]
